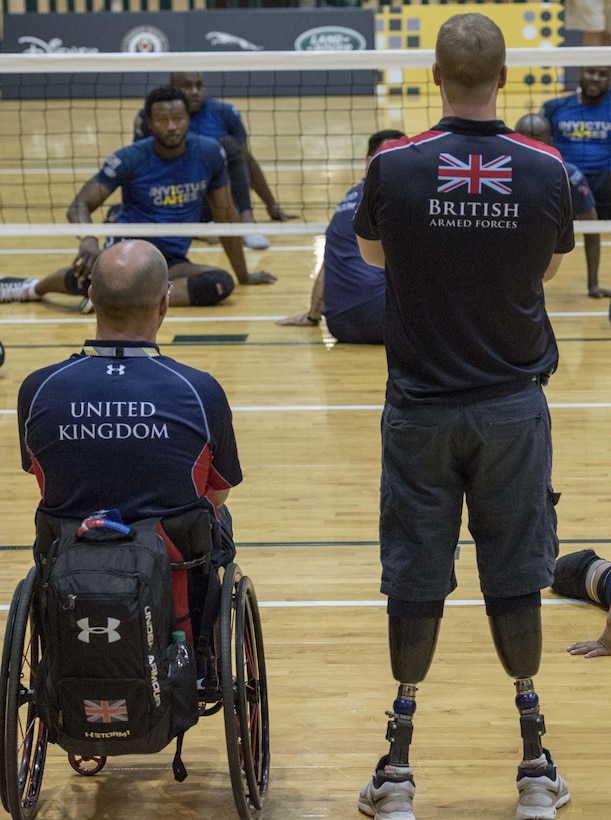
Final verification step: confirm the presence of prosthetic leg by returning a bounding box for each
[385,611,441,767]
[486,593,545,761]
[486,592,570,818]
[358,603,442,819]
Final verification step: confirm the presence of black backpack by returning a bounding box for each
[35,515,199,768]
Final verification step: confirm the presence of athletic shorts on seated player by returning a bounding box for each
[325,298,385,345]
[379,383,558,603]
[586,170,611,219]
[104,240,190,270]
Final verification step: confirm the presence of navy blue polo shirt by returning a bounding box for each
[17,342,242,522]
[354,117,575,406]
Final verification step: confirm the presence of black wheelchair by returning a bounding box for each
[0,508,270,820]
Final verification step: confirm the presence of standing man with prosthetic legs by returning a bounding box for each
[354,13,574,820]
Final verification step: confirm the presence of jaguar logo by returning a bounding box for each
[205,31,263,51]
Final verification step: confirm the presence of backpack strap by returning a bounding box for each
[172,733,188,782]
[157,524,194,645]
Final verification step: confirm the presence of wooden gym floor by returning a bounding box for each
[1,90,611,819]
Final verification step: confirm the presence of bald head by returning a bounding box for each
[169,72,205,114]
[90,240,169,332]
[514,113,552,145]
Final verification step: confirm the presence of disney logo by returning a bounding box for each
[18,36,99,54]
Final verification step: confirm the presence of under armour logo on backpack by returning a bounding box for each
[106,364,126,375]
[77,617,121,643]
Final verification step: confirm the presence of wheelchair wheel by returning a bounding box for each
[2,567,48,820]
[220,564,270,819]
[67,753,107,776]
[0,575,27,813]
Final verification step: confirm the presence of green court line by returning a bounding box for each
[172,334,248,344]
[1,538,610,552]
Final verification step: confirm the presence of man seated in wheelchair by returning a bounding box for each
[16,240,242,756]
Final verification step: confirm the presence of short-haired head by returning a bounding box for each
[367,129,406,156]
[169,72,206,114]
[145,85,189,120]
[435,13,506,105]
[90,240,169,331]
[514,113,552,144]
[579,66,610,104]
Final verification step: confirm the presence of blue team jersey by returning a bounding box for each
[542,93,611,173]
[95,134,228,258]
[134,97,247,145]
[566,162,596,214]
[355,117,574,405]
[323,179,385,323]
[18,342,242,522]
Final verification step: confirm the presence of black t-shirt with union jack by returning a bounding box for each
[354,117,575,406]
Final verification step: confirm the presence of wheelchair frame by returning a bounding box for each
[0,560,270,820]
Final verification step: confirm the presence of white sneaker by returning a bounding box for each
[516,752,570,820]
[79,297,94,314]
[0,277,40,303]
[358,757,416,820]
[244,233,270,250]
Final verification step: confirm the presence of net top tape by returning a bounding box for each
[0,47,610,73]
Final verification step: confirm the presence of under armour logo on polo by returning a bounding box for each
[106,364,126,375]
[77,617,121,643]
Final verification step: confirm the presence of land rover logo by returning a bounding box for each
[294,26,366,52]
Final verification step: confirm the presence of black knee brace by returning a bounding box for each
[63,267,89,296]
[552,550,611,608]
[187,270,234,306]
[485,592,542,679]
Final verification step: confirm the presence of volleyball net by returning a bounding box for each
[0,46,609,240]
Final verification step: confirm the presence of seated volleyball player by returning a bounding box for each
[552,551,611,658]
[134,71,296,251]
[514,112,610,299]
[276,129,405,344]
[0,86,275,310]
